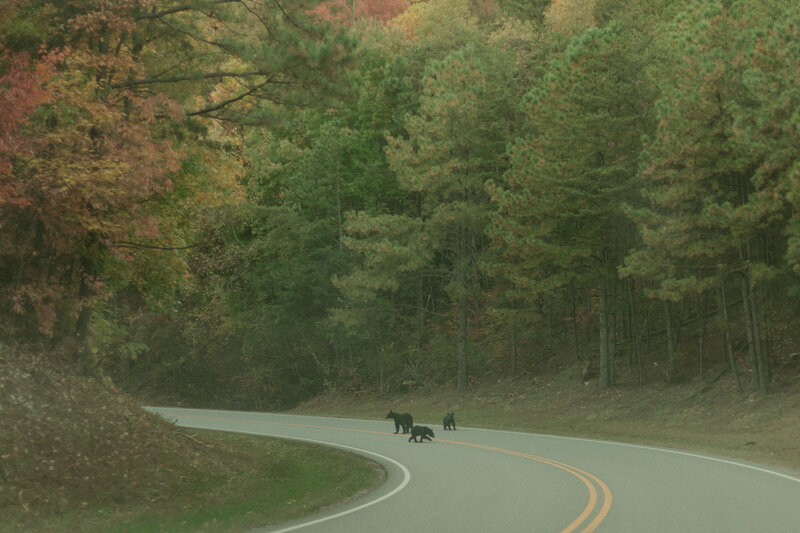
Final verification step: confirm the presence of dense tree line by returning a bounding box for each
[2,0,799,407]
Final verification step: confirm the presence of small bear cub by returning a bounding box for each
[408,425,435,443]
[442,412,456,430]
[386,410,413,434]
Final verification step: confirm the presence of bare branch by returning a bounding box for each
[109,71,281,89]
[112,241,201,250]
[186,79,273,117]
[135,0,239,20]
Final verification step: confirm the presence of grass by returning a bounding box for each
[108,432,383,533]
[3,431,384,533]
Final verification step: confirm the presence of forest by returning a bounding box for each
[2,0,799,409]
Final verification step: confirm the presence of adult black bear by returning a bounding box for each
[442,412,456,430]
[408,425,434,443]
[386,410,413,434]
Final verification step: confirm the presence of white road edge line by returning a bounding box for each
[167,421,412,533]
[471,426,800,484]
[254,412,800,484]
[152,408,799,484]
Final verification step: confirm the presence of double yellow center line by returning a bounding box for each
[174,414,612,532]
[435,436,612,532]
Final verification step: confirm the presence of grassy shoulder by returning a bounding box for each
[52,432,383,533]
[5,431,383,533]
[292,364,800,473]
[0,348,384,533]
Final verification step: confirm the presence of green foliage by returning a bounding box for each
[6,0,800,404]
[625,0,800,293]
[165,0,798,400]
[497,0,552,21]
[493,18,653,298]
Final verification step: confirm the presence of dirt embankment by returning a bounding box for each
[0,346,243,527]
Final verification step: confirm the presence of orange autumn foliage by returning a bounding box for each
[0,49,59,207]
[0,4,185,340]
[309,0,410,25]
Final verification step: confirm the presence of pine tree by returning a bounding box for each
[387,42,509,390]
[492,15,658,388]
[624,0,800,393]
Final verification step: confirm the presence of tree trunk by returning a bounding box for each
[598,280,610,389]
[719,282,743,393]
[417,269,425,349]
[585,288,592,356]
[456,288,468,391]
[749,281,770,392]
[663,300,677,382]
[571,289,581,361]
[335,153,343,250]
[416,192,425,349]
[739,271,768,395]
[546,294,553,352]
[379,350,384,394]
[455,225,468,392]
[627,279,643,385]
[74,261,94,359]
[759,297,772,385]
[609,300,616,386]
[699,292,707,380]
[511,320,518,377]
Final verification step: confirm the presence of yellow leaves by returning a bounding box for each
[544,0,597,35]
[389,0,475,40]
[180,144,246,209]
[68,0,139,36]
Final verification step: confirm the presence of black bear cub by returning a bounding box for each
[442,412,456,430]
[408,425,434,443]
[386,410,413,434]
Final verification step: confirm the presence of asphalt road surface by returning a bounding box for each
[148,407,800,533]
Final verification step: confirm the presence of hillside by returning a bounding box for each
[0,346,381,532]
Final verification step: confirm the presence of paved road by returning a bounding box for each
[148,407,800,533]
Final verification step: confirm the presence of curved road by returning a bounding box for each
[148,407,800,533]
